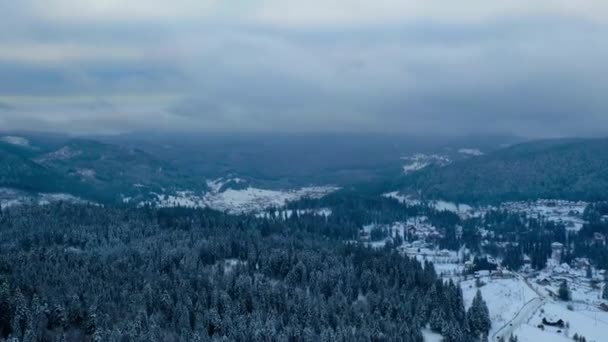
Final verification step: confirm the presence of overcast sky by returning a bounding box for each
[0,1,607,137]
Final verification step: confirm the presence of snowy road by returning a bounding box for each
[492,274,546,341]
[492,297,546,341]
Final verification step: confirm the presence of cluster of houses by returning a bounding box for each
[360,217,444,245]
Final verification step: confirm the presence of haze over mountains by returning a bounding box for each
[2,131,608,206]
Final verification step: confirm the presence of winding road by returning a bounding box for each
[491,274,547,341]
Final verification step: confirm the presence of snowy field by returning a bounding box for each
[0,135,30,147]
[422,329,443,342]
[514,301,608,342]
[0,188,89,209]
[400,153,451,174]
[461,277,539,338]
[383,192,475,218]
[145,185,338,214]
[458,148,484,156]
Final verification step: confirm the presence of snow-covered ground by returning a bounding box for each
[458,148,484,156]
[383,192,475,218]
[465,266,608,342]
[205,176,247,193]
[421,329,443,342]
[400,154,451,174]
[499,200,587,232]
[513,301,608,342]
[0,135,30,147]
[381,192,601,341]
[384,193,587,228]
[0,188,89,209]
[462,276,539,338]
[144,186,338,214]
[256,208,332,219]
[363,218,442,243]
[528,262,605,305]
[34,146,82,163]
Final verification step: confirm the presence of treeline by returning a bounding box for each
[0,203,490,342]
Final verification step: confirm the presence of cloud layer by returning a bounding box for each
[1,1,607,137]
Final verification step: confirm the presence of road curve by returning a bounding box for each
[492,273,547,341]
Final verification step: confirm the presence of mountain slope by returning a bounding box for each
[34,139,204,202]
[400,138,608,203]
[0,145,78,194]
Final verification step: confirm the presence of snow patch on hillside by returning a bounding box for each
[36,146,81,162]
[400,154,451,174]
[146,186,338,214]
[462,277,539,337]
[0,188,90,209]
[458,148,484,156]
[0,136,30,147]
[384,193,586,226]
[514,301,608,342]
[383,192,474,218]
[206,176,247,193]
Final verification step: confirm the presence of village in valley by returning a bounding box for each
[361,197,608,342]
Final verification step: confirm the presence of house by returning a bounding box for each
[537,277,551,286]
[542,318,565,328]
[571,258,590,269]
[464,260,475,272]
[594,232,606,246]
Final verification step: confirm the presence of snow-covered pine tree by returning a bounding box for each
[558,280,571,301]
[467,290,491,340]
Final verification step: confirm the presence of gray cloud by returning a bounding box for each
[0,102,14,111]
[0,1,607,137]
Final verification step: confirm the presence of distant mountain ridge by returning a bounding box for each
[4,133,606,205]
[0,137,205,203]
[400,138,608,203]
[0,145,73,194]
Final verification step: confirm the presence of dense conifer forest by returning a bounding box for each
[0,203,489,342]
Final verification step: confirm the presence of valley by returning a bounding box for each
[1,132,608,341]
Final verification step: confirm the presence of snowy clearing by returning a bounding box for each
[458,148,484,156]
[0,188,90,209]
[146,186,338,214]
[461,277,539,338]
[514,301,608,342]
[0,135,30,147]
[400,153,451,174]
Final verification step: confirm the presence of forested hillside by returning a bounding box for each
[0,138,204,204]
[0,145,79,195]
[401,138,608,203]
[0,203,484,342]
[33,139,203,202]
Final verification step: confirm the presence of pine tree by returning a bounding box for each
[0,281,11,338]
[467,290,491,340]
[602,283,608,301]
[429,308,445,333]
[558,280,571,301]
[84,305,98,337]
[11,288,30,340]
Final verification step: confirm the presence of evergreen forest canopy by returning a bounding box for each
[400,138,608,203]
[0,203,491,342]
